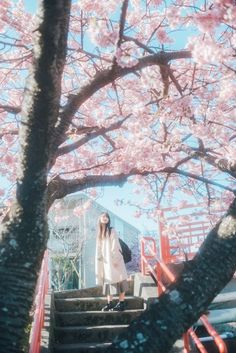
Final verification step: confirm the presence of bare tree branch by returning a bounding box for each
[68,47,113,63]
[50,50,192,157]
[0,105,21,114]
[169,68,183,96]
[0,39,29,50]
[0,130,18,139]
[57,161,109,175]
[101,133,117,150]
[56,115,131,157]
[123,35,155,54]
[173,167,236,193]
[47,162,235,207]
[157,173,170,207]
[117,0,129,48]
[179,143,236,177]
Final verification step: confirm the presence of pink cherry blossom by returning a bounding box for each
[156,28,173,44]
[0,189,5,197]
[115,43,139,68]
[0,0,235,227]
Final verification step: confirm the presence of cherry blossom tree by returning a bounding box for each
[0,0,236,352]
[0,1,72,352]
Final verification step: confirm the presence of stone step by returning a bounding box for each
[54,281,134,299]
[55,309,144,326]
[196,308,236,326]
[54,342,112,353]
[195,322,236,337]
[54,340,186,353]
[209,292,236,310]
[54,296,144,312]
[54,324,128,344]
[190,333,236,353]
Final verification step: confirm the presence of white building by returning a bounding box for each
[48,193,141,290]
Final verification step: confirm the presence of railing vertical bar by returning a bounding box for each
[29,250,49,353]
[188,328,208,353]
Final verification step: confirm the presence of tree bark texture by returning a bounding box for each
[0,1,71,352]
[106,198,236,353]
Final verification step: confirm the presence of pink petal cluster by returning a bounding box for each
[115,42,139,68]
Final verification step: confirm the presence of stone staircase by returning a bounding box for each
[52,280,144,353]
[49,275,236,353]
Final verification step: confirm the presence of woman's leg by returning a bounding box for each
[119,292,125,302]
[112,291,126,311]
[107,294,113,303]
[101,289,114,311]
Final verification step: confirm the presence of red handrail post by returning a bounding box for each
[188,328,208,353]
[29,250,49,353]
[140,237,146,275]
[156,262,163,296]
[200,315,228,353]
[183,332,191,353]
[140,237,157,275]
[158,210,171,263]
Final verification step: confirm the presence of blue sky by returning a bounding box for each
[24,1,37,12]
[94,185,158,232]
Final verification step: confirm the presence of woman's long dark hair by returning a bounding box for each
[98,212,112,239]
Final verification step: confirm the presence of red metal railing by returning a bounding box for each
[188,328,208,353]
[29,250,49,353]
[157,204,224,264]
[141,237,175,295]
[198,315,228,353]
[140,236,157,276]
[140,237,228,353]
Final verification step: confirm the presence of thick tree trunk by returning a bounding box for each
[106,198,236,353]
[0,1,71,352]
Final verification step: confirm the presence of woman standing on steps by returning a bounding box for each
[95,212,128,311]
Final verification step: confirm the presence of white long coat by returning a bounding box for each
[95,228,128,285]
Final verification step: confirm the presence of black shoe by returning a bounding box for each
[101,302,114,311]
[111,301,125,312]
